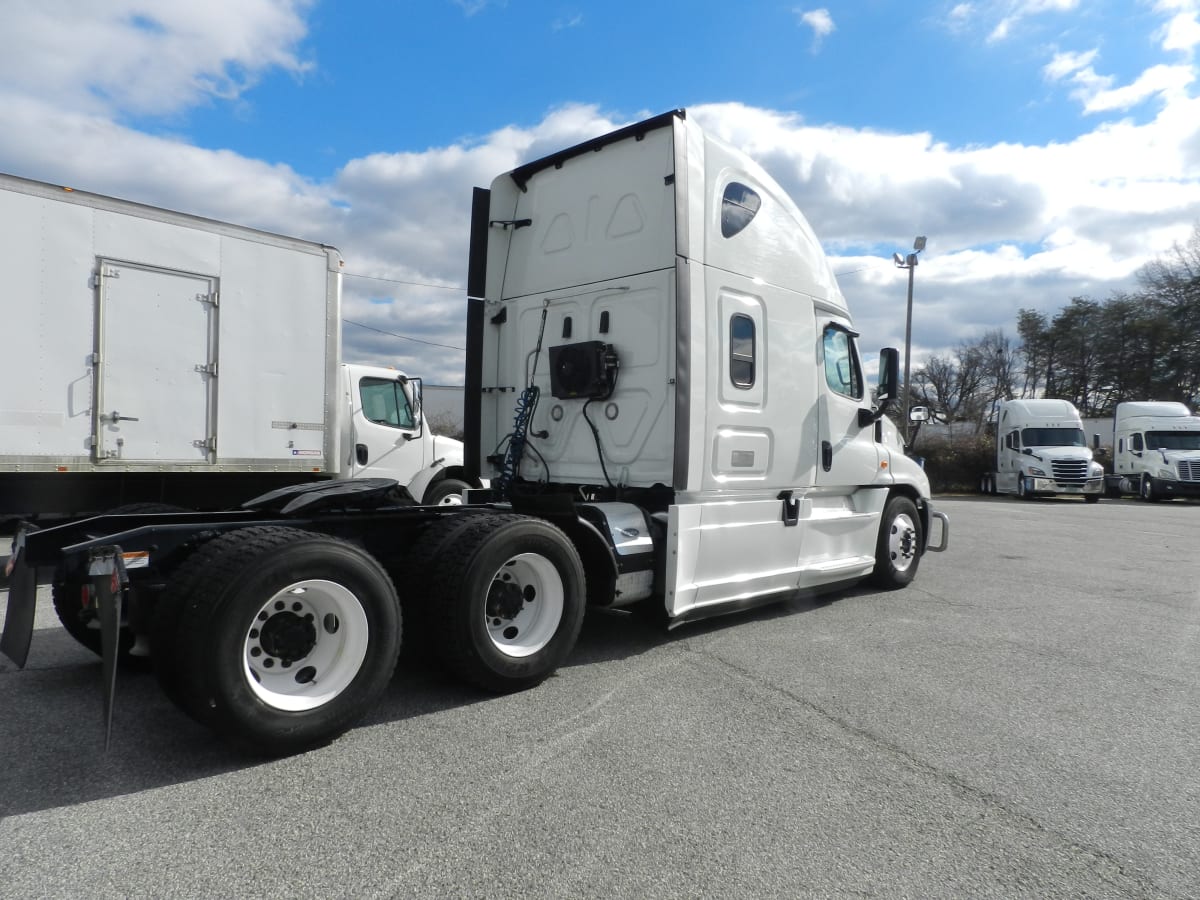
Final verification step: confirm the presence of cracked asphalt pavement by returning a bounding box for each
[2,496,1198,898]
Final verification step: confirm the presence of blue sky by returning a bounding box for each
[2,1,1199,386]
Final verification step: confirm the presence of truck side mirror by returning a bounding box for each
[877,348,899,404]
[858,348,900,428]
[909,406,930,423]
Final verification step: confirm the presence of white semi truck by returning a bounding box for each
[1103,401,1200,501]
[0,172,475,522]
[2,110,948,754]
[980,399,1103,501]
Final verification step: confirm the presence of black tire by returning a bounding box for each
[51,581,138,660]
[425,514,585,693]
[155,526,401,755]
[869,495,923,590]
[51,502,187,661]
[1084,493,1100,504]
[423,478,472,506]
[1017,476,1029,499]
[1140,474,1160,502]
[395,513,488,663]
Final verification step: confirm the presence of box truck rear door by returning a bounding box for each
[94,260,217,463]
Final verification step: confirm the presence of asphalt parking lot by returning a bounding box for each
[2,495,1198,898]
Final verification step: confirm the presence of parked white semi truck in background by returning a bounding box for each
[980,399,1103,501]
[1103,401,1200,500]
[3,110,948,755]
[0,172,476,523]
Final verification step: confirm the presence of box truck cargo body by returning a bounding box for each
[0,173,471,518]
[4,111,948,755]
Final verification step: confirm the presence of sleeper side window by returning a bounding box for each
[721,182,761,238]
[822,325,863,400]
[360,377,415,429]
[730,314,756,388]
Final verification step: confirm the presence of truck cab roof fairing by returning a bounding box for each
[506,110,686,192]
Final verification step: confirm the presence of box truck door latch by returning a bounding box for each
[99,410,139,424]
[490,218,532,230]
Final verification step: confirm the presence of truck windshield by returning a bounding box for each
[1144,431,1200,451]
[1021,427,1086,448]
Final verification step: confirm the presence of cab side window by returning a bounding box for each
[822,325,863,400]
[1131,434,1143,452]
[360,377,414,429]
[730,314,756,388]
[721,182,761,238]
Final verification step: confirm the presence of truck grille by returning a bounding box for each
[1051,458,1090,485]
[1179,460,1200,482]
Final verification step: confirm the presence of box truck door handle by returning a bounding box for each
[356,443,369,465]
[101,410,140,423]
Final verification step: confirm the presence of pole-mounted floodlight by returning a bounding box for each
[893,236,927,444]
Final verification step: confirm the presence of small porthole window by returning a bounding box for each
[730,314,756,387]
[721,182,761,238]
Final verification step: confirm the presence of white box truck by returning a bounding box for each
[3,110,948,755]
[1103,401,1200,500]
[980,399,1103,501]
[0,172,476,522]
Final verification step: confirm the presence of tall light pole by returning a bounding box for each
[893,235,926,444]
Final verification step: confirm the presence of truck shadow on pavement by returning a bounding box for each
[0,589,836,819]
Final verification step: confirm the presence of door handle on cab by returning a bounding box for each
[355,443,368,465]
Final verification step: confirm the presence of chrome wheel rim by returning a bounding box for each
[888,513,919,573]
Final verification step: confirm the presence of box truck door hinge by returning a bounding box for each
[194,437,217,452]
[196,291,218,307]
[195,362,218,376]
[490,218,532,230]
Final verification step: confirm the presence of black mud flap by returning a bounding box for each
[89,546,130,751]
[0,532,36,669]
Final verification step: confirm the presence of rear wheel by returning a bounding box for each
[869,495,922,590]
[51,581,137,660]
[426,514,585,693]
[154,526,400,755]
[52,502,186,661]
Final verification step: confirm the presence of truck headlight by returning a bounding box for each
[1089,462,1104,476]
[1027,466,1046,476]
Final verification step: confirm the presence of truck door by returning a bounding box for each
[814,319,880,488]
[94,260,216,463]
[349,371,426,484]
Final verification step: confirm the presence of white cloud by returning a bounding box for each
[983,0,1080,43]
[552,13,584,31]
[795,8,835,51]
[0,0,312,118]
[1159,8,1200,54]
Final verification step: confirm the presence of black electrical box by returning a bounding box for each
[548,341,613,399]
